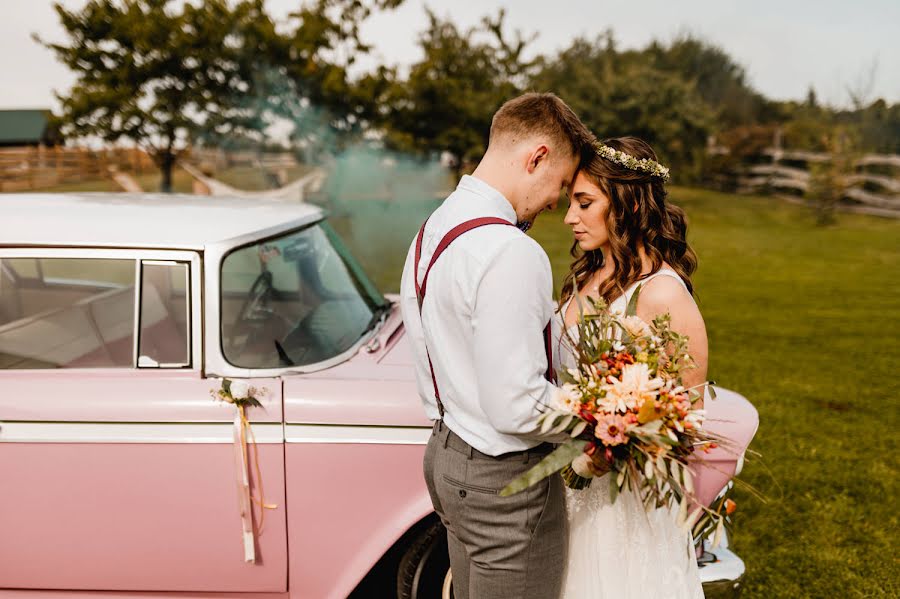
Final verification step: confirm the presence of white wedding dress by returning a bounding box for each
[554,268,705,599]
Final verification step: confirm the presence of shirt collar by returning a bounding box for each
[457,175,517,224]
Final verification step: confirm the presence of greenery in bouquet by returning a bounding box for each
[501,286,733,544]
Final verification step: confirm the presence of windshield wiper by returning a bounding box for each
[364,302,392,334]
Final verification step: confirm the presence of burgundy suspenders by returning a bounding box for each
[414,218,555,420]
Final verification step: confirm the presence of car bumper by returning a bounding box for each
[699,544,745,598]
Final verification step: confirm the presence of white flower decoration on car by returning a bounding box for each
[230,380,250,400]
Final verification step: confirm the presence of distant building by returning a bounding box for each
[0,109,63,148]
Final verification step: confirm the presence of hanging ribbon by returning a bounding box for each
[232,403,278,563]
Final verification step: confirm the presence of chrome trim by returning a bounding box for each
[133,259,143,367]
[137,259,192,369]
[0,421,284,444]
[0,248,199,260]
[183,259,192,366]
[285,424,431,445]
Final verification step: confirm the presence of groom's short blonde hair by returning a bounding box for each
[489,92,594,159]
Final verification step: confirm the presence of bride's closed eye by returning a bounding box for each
[569,197,592,210]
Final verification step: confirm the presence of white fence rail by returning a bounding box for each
[736,148,900,218]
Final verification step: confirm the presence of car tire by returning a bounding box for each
[396,520,453,599]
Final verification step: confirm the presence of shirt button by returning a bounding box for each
[458,489,467,499]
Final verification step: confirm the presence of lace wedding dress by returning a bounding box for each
[554,269,704,599]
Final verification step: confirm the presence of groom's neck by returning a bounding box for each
[470,153,521,214]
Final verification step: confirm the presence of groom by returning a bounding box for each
[400,93,594,599]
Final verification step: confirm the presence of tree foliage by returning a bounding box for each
[43,0,402,190]
[377,9,539,167]
[41,0,281,190]
[43,1,898,190]
[532,34,714,181]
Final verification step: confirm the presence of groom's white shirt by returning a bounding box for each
[399,175,557,456]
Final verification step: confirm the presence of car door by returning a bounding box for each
[0,248,287,592]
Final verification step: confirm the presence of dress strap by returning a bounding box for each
[634,268,688,293]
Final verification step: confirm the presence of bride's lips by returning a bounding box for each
[573,230,586,239]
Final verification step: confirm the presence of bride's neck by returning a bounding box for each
[596,243,652,281]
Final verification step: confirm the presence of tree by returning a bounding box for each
[645,35,771,128]
[377,9,539,169]
[41,0,402,190]
[41,0,284,191]
[198,0,404,164]
[533,34,714,181]
[807,127,858,226]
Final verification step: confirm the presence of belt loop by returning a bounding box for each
[523,448,530,463]
[442,427,450,449]
[467,444,474,460]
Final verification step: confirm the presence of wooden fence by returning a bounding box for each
[735,149,900,218]
[0,146,155,192]
[188,147,298,172]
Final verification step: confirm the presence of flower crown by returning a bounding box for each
[596,143,670,181]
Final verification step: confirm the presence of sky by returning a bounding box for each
[3,0,899,111]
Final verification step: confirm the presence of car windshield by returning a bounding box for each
[220,222,388,369]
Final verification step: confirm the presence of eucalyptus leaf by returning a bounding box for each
[540,412,560,434]
[686,506,704,530]
[656,453,667,473]
[626,283,643,316]
[683,467,694,494]
[609,470,620,503]
[713,518,724,548]
[550,414,574,435]
[500,440,588,496]
[570,420,588,438]
[632,419,664,435]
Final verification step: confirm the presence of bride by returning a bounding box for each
[554,136,708,599]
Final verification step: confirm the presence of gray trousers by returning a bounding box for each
[424,422,567,599]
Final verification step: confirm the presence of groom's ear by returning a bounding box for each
[525,144,550,174]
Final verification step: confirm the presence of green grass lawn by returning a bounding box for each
[339,187,900,598]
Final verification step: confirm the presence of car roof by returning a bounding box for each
[0,192,324,250]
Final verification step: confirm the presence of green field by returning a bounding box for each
[340,187,900,598]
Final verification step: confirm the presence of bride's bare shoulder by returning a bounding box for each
[637,271,694,314]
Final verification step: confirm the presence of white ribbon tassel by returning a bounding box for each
[233,406,256,563]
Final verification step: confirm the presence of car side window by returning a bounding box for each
[0,257,135,369]
[138,261,190,368]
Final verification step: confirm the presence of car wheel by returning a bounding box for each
[397,520,453,599]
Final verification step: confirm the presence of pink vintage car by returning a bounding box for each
[0,193,757,599]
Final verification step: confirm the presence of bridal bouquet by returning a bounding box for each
[501,287,730,539]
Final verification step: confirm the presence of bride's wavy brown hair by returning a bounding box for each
[559,136,698,308]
